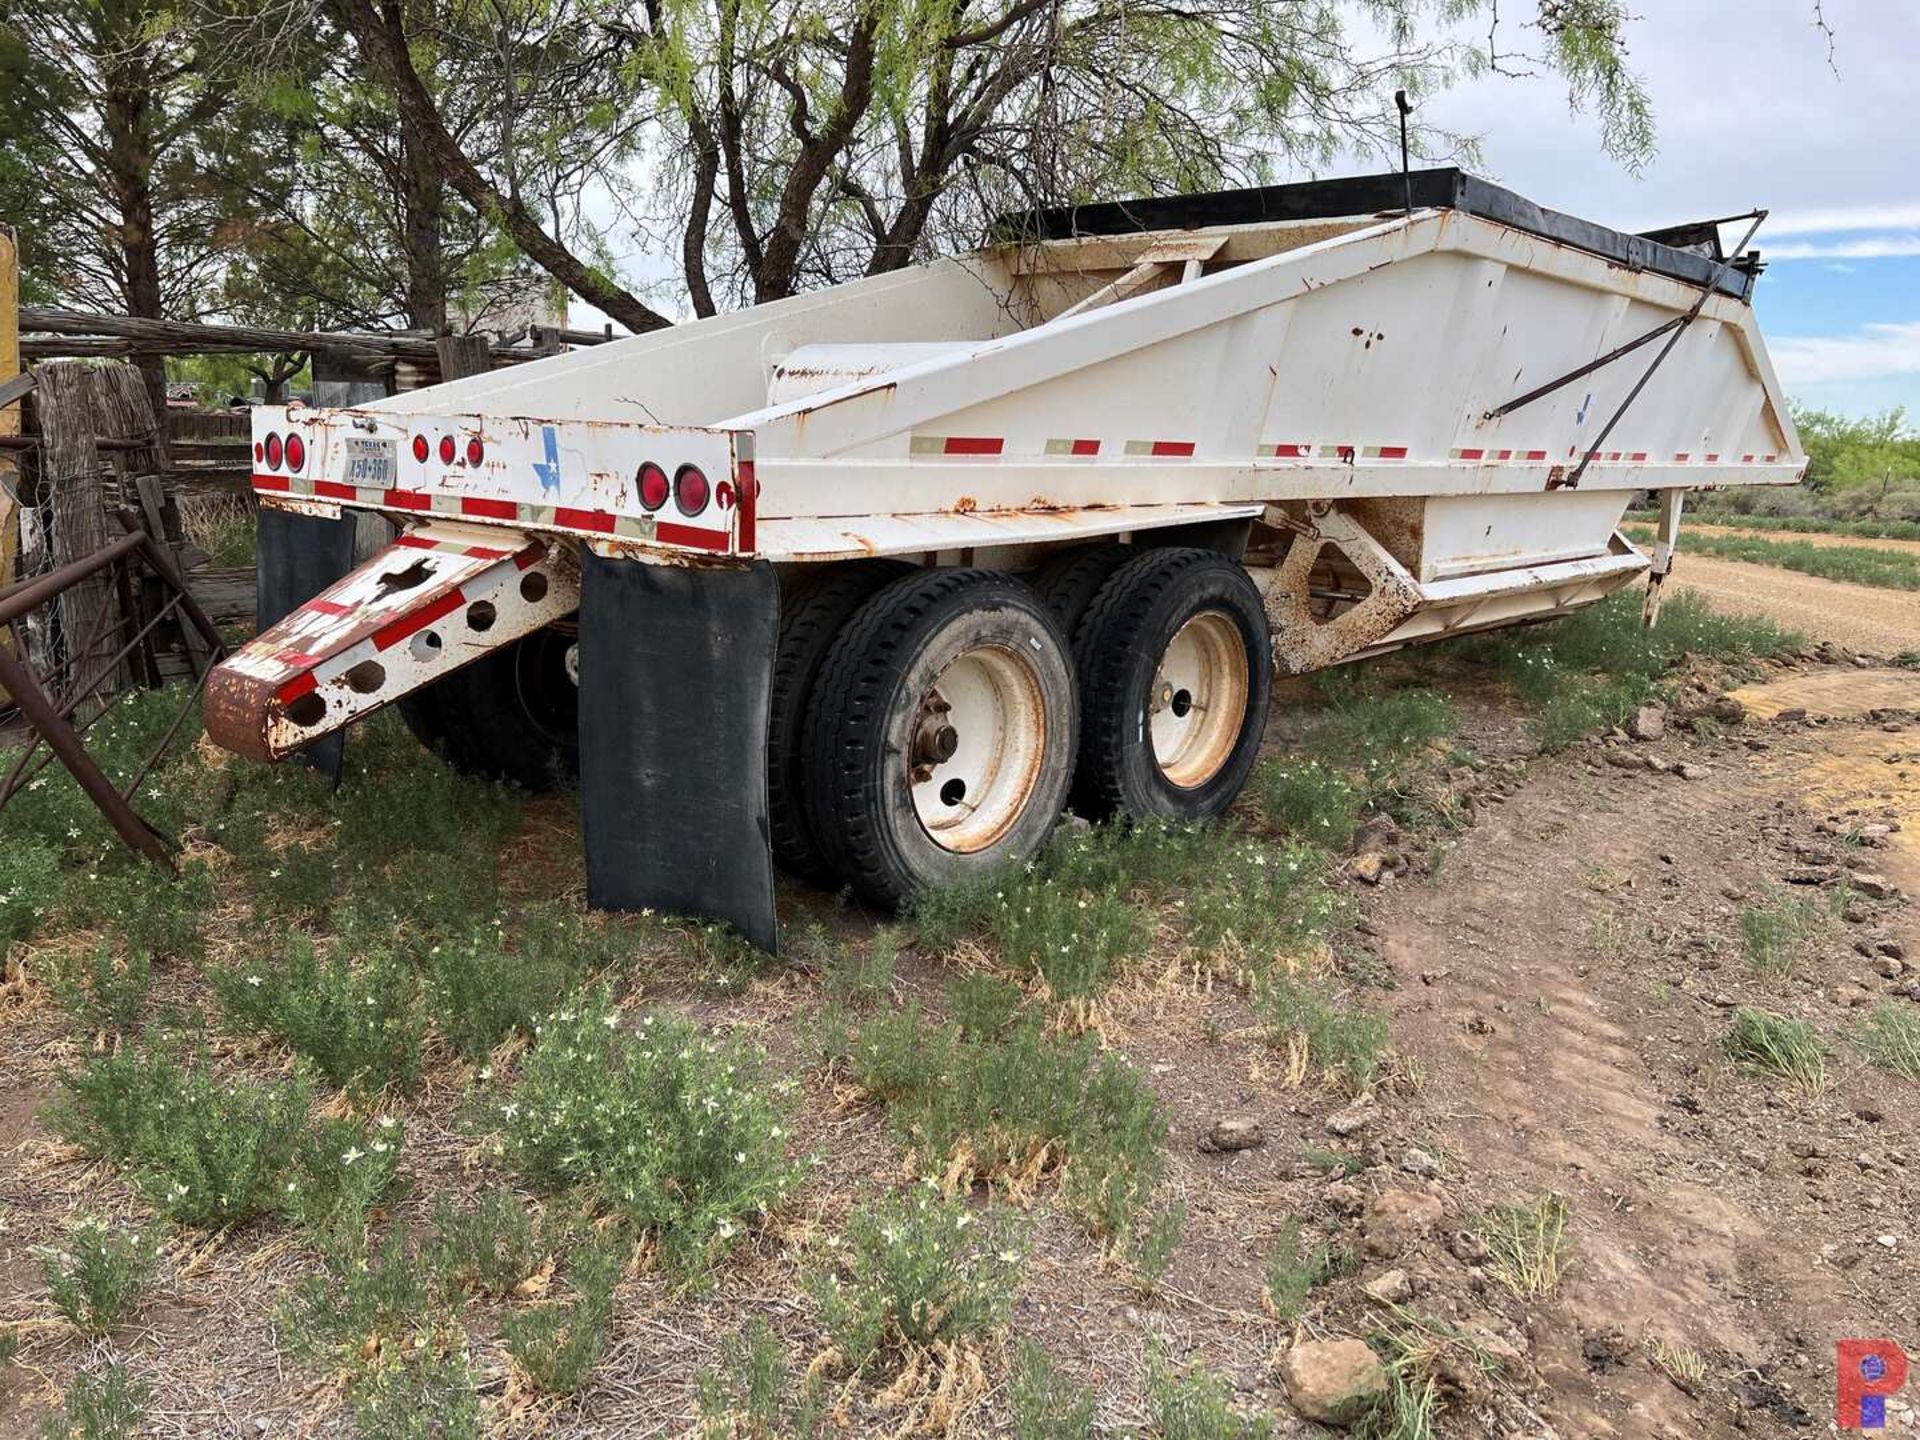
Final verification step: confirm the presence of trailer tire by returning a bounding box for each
[802,569,1076,909]
[1030,542,1133,642]
[769,560,913,881]
[1074,548,1270,823]
[409,625,580,792]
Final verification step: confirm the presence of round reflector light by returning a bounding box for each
[253,441,263,462]
[285,433,306,471]
[438,435,456,465]
[412,434,430,463]
[466,436,484,467]
[675,464,710,517]
[264,432,284,470]
[637,462,669,511]
[715,480,736,510]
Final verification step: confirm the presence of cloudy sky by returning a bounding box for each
[577,1,1915,419]
[1415,0,1919,420]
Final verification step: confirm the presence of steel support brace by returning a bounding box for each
[1642,488,1685,627]
[577,554,780,953]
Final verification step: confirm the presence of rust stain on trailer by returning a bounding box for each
[951,496,978,514]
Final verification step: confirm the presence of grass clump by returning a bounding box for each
[1854,1003,1920,1081]
[1725,1007,1827,1093]
[212,935,426,1094]
[835,1009,1166,1240]
[39,1218,162,1335]
[1476,1193,1572,1300]
[58,858,212,962]
[1254,759,1364,849]
[1738,892,1824,977]
[1254,971,1388,1096]
[1647,1336,1708,1394]
[278,1113,407,1245]
[1625,526,1920,591]
[946,973,1024,1037]
[38,1363,149,1440]
[53,1045,315,1228]
[46,944,151,1036]
[1129,1202,1185,1297]
[812,1188,1027,1374]
[1263,1215,1340,1321]
[695,1317,823,1440]
[422,904,627,1062]
[501,1236,624,1396]
[497,990,800,1271]
[1010,1341,1097,1440]
[347,1345,481,1440]
[430,1188,572,1298]
[1147,1352,1273,1440]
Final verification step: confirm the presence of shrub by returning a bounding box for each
[1010,1341,1097,1440]
[39,1218,161,1335]
[349,1344,482,1440]
[422,907,619,1063]
[53,1046,314,1228]
[1147,1353,1272,1440]
[695,1318,823,1440]
[280,1229,436,1368]
[501,1236,624,1396]
[991,877,1150,1000]
[1725,1007,1827,1094]
[430,1188,575,1299]
[213,935,426,1093]
[1854,1003,1920,1082]
[46,943,150,1035]
[0,840,61,947]
[38,1363,148,1440]
[806,924,899,1010]
[497,992,800,1271]
[1254,972,1387,1095]
[812,1189,1027,1373]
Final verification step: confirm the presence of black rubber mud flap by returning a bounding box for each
[577,553,780,955]
[256,506,357,781]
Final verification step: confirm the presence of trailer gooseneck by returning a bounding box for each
[204,168,1805,951]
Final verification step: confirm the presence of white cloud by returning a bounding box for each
[1766,235,1920,261]
[1764,203,1920,237]
[1770,322,1920,385]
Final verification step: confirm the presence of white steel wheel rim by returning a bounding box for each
[1150,611,1248,789]
[909,645,1049,854]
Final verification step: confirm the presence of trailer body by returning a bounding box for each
[206,169,1804,946]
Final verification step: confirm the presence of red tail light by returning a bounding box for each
[285,433,306,471]
[253,441,264,462]
[637,462,669,511]
[715,480,736,510]
[438,435,456,465]
[466,436,484,467]
[411,434,430,463]
[675,464,710,517]
[264,432,284,470]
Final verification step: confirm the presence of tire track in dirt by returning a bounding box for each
[1371,683,1920,1437]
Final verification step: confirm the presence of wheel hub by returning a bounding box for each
[1149,611,1248,790]
[908,645,1048,853]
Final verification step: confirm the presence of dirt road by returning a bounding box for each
[1668,553,1920,654]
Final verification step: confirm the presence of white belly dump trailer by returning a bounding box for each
[205,169,1805,949]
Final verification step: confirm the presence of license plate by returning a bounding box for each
[343,436,396,489]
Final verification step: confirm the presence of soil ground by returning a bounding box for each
[1667,552,1920,655]
[3,613,1917,1439]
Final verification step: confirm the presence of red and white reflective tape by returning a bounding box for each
[910,435,1004,457]
[1123,440,1197,457]
[1044,439,1102,457]
[252,473,732,553]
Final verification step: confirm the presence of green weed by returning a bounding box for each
[1725,1007,1828,1093]
[1263,1215,1338,1321]
[46,943,150,1035]
[1009,1341,1097,1440]
[695,1317,823,1440]
[280,1229,437,1369]
[497,991,800,1271]
[422,905,623,1062]
[348,1345,482,1440]
[278,1113,407,1246]
[38,1218,162,1335]
[430,1188,572,1299]
[946,973,1023,1037]
[501,1236,624,1396]
[811,1188,1026,1373]
[0,840,60,947]
[1147,1352,1273,1440]
[37,1363,149,1440]
[59,858,211,961]
[1253,758,1364,849]
[1129,1202,1185,1297]
[213,935,426,1094]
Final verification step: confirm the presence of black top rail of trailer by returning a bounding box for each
[991,168,1762,303]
